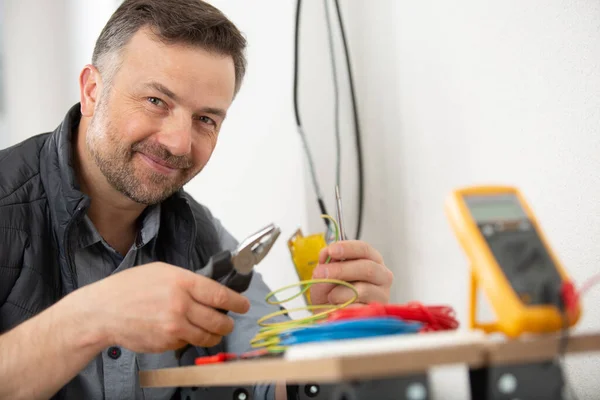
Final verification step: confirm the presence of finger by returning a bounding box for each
[327,282,388,305]
[186,303,235,336]
[320,240,384,264]
[314,260,390,286]
[163,318,222,349]
[180,320,223,348]
[188,275,250,314]
[308,280,337,305]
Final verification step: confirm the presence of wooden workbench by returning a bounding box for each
[139,330,600,388]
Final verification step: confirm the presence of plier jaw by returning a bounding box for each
[231,223,281,275]
[196,223,281,294]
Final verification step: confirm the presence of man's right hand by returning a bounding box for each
[0,262,250,400]
[81,262,251,353]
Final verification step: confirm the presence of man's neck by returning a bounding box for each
[75,118,145,256]
[85,197,143,256]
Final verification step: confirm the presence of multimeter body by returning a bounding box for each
[445,185,581,338]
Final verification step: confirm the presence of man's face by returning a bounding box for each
[86,27,236,205]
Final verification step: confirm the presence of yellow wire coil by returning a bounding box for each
[249,214,358,352]
[249,279,358,352]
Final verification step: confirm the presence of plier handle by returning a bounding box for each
[176,223,280,360]
[196,223,281,297]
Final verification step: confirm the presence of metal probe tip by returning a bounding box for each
[335,185,347,241]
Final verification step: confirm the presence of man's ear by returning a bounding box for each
[79,64,102,117]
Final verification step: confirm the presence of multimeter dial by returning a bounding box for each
[465,194,563,307]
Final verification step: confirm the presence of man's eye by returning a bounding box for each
[147,97,164,107]
[198,116,216,126]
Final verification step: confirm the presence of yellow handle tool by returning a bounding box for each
[287,229,328,305]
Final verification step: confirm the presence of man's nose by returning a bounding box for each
[156,115,193,156]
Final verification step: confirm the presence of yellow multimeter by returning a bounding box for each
[445,185,581,338]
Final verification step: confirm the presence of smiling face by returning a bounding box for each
[83,27,236,205]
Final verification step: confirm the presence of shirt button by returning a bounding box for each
[107,347,121,360]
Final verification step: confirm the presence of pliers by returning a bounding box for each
[176,223,280,360]
[196,222,281,300]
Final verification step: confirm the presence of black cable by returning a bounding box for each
[293,0,331,232]
[333,0,364,240]
[292,0,302,128]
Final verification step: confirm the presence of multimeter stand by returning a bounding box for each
[469,269,500,334]
[469,360,565,400]
[287,373,431,400]
[467,263,569,400]
[178,385,256,400]
[468,267,568,399]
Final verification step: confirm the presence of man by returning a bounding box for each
[0,1,393,399]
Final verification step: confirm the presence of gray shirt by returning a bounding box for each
[60,205,284,400]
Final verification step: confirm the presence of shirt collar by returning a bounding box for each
[76,204,162,252]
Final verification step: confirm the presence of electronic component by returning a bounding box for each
[287,185,347,305]
[287,229,328,305]
[445,185,581,337]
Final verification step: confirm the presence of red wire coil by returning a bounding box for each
[326,302,459,332]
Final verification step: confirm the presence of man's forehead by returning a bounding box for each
[116,27,237,105]
[120,27,186,62]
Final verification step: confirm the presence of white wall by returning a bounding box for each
[1,0,119,150]
[1,0,71,148]
[64,0,121,104]
[303,0,600,398]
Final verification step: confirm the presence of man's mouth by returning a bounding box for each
[137,152,179,175]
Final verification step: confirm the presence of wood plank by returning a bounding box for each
[485,331,600,365]
[140,342,484,388]
[336,339,486,380]
[140,332,487,388]
[140,357,343,388]
[139,331,600,388]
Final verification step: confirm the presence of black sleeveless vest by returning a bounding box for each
[0,105,223,398]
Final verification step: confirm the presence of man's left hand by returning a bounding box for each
[310,240,394,306]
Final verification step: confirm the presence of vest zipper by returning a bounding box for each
[186,199,197,270]
[64,201,87,292]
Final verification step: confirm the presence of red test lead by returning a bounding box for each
[326,302,459,332]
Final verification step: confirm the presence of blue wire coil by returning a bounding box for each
[278,317,422,346]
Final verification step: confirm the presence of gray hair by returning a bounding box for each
[91,0,247,94]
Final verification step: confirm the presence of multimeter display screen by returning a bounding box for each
[465,194,526,222]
